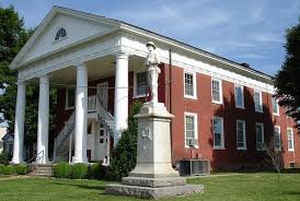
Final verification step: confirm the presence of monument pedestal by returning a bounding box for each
[106,102,204,199]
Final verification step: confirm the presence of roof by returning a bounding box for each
[10,6,273,82]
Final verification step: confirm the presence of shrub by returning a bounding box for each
[89,162,108,180]
[0,153,10,165]
[71,163,89,179]
[15,164,29,175]
[107,101,142,181]
[54,162,72,178]
[0,164,4,175]
[2,165,16,175]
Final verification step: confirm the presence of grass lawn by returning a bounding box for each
[0,173,300,201]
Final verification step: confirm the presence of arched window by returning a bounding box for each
[55,28,67,41]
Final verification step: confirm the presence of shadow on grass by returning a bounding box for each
[282,191,300,195]
[53,181,107,191]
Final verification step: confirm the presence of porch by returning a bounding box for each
[11,52,147,165]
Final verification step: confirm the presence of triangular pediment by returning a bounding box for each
[10,6,120,69]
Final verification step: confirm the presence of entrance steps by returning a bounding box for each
[29,164,53,177]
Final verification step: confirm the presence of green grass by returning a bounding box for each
[0,173,299,201]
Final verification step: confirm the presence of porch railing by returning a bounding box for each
[88,95,96,112]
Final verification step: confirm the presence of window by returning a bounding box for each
[213,117,224,149]
[184,72,197,99]
[287,128,294,152]
[134,72,148,97]
[235,85,244,108]
[55,28,67,41]
[211,79,223,104]
[236,120,246,150]
[256,123,264,151]
[272,97,279,115]
[66,88,75,110]
[274,126,281,151]
[254,90,263,112]
[184,112,198,148]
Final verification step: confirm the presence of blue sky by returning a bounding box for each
[1,0,299,75]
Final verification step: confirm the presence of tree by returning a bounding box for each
[274,19,300,128]
[0,6,57,159]
[108,101,142,181]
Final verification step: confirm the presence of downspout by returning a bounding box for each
[169,48,174,166]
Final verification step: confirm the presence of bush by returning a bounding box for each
[54,162,72,178]
[107,101,142,181]
[88,162,108,180]
[0,153,10,165]
[71,163,89,179]
[15,164,29,175]
[0,164,4,175]
[2,165,16,175]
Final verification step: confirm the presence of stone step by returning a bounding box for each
[30,164,54,177]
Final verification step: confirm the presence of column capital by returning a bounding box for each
[114,51,130,60]
[75,63,87,71]
[39,74,49,84]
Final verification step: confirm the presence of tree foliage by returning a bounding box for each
[274,19,300,128]
[108,101,142,181]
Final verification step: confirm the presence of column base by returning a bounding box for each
[71,156,88,164]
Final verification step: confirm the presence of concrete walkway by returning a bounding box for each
[0,175,30,181]
[184,173,245,179]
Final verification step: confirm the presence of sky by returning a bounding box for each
[0,0,299,75]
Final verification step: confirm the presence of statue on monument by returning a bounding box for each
[145,41,161,103]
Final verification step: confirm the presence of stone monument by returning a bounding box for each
[106,42,204,199]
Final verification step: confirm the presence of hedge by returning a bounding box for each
[54,162,72,178]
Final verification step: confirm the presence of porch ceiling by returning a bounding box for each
[49,55,146,87]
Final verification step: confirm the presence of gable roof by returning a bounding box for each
[10,6,273,82]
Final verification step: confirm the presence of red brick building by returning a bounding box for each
[10,6,298,169]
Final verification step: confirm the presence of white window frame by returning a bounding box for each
[234,84,244,109]
[211,78,223,104]
[184,112,198,148]
[65,88,75,110]
[254,90,263,113]
[274,126,281,151]
[287,128,295,152]
[272,97,280,116]
[184,71,197,99]
[133,71,147,98]
[213,116,225,150]
[256,122,265,151]
[236,120,247,150]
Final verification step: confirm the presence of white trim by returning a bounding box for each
[133,71,147,98]
[65,87,75,110]
[254,90,263,113]
[184,71,197,100]
[274,125,281,151]
[236,120,247,150]
[213,116,225,150]
[184,112,198,148]
[272,97,280,116]
[287,128,295,152]
[234,84,245,109]
[255,122,264,151]
[211,78,223,105]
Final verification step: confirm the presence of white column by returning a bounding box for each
[36,75,49,164]
[72,63,88,163]
[114,52,129,145]
[11,80,26,164]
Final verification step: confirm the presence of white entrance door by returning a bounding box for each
[94,123,110,165]
[96,82,108,110]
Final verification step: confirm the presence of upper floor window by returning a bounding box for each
[272,97,279,116]
[235,85,244,108]
[236,120,247,150]
[211,79,223,104]
[184,112,198,148]
[66,88,75,110]
[274,126,281,151]
[287,128,294,152]
[184,71,197,99]
[256,123,264,151]
[134,72,148,97]
[55,28,67,41]
[254,90,263,113]
[213,116,224,149]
